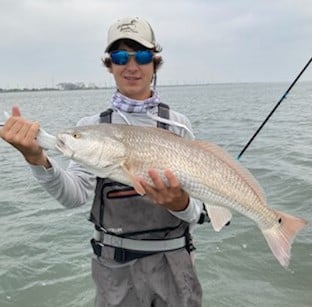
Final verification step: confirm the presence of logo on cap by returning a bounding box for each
[117,19,138,33]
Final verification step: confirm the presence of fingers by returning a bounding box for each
[1,107,49,167]
[2,116,38,145]
[16,121,40,146]
[147,168,180,190]
[140,168,189,211]
[164,169,180,189]
[0,107,18,137]
[147,168,166,190]
[12,106,21,117]
[0,109,42,158]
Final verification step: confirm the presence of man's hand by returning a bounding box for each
[0,106,51,167]
[139,168,189,212]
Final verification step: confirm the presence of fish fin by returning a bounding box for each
[204,204,232,232]
[261,210,308,268]
[121,164,146,195]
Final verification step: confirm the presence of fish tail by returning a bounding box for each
[37,128,57,150]
[261,210,308,268]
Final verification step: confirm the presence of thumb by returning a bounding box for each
[12,106,21,117]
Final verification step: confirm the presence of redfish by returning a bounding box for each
[51,123,308,268]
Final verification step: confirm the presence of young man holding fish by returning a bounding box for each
[0,17,204,306]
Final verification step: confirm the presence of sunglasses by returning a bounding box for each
[110,50,154,65]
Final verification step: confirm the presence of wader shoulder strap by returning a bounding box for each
[99,104,170,128]
[99,108,113,123]
[157,103,169,129]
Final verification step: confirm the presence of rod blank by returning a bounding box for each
[237,57,312,160]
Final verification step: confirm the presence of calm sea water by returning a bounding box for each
[0,83,311,307]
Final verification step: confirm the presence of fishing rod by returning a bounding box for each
[237,56,312,160]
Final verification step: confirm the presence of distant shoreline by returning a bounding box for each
[0,83,210,93]
[1,80,311,93]
[0,87,109,94]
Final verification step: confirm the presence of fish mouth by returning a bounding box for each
[55,138,74,158]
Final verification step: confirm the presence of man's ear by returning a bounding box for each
[102,57,113,73]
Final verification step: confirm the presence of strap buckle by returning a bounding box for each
[90,238,103,257]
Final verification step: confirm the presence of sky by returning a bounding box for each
[0,0,311,88]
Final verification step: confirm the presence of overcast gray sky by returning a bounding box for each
[1,0,311,88]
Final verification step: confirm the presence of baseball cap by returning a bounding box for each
[105,17,161,53]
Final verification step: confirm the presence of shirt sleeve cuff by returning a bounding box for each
[29,157,59,180]
[169,197,202,224]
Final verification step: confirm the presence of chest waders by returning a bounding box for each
[89,103,196,263]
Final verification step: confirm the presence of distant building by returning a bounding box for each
[56,82,86,90]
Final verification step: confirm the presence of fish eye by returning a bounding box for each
[72,132,81,139]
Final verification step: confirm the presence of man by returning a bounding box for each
[0,17,204,306]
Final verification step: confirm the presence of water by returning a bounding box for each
[0,83,311,307]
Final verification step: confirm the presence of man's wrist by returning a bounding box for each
[171,192,189,212]
[25,153,52,169]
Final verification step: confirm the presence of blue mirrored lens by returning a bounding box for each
[111,51,129,65]
[110,51,153,65]
[135,51,153,65]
